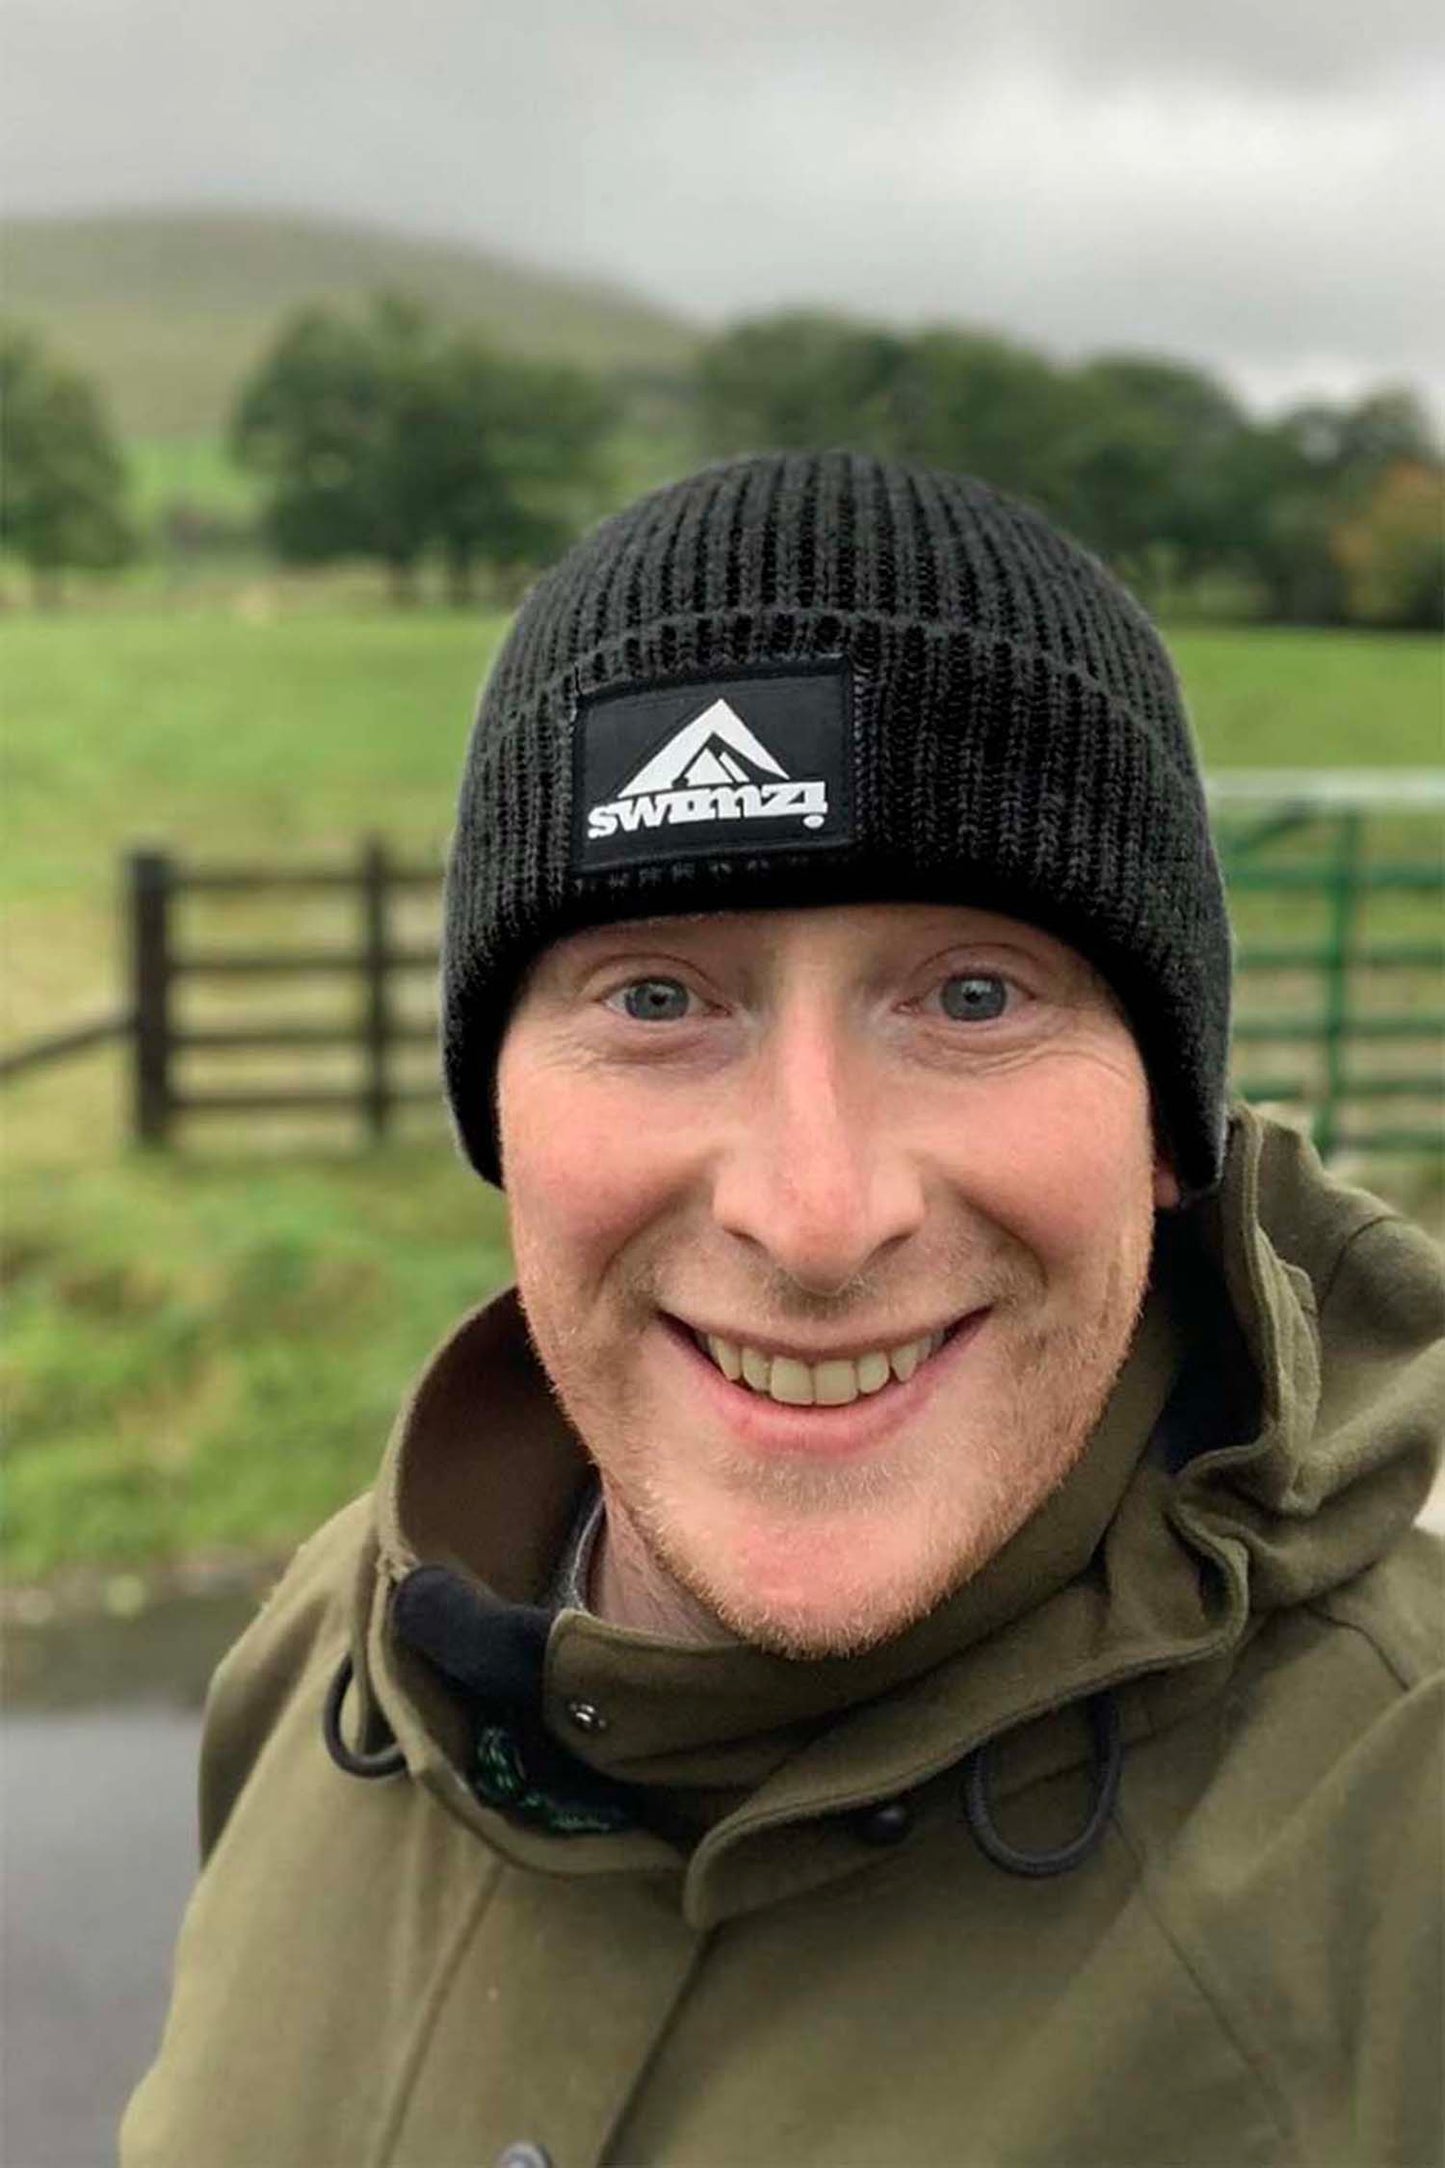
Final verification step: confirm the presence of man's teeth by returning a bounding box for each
[701,1330,946,1406]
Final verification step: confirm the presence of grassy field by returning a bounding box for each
[1169,627,1443,766]
[2,1149,510,1584]
[127,435,264,526]
[2,607,500,1043]
[2,608,1440,1587]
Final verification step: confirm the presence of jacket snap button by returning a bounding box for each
[565,1698,607,1735]
[495,2144,553,2168]
[856,1798,914,1846]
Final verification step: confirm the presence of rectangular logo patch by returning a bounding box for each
[573,663,854,872]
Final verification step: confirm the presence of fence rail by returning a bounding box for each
[3,784,1441,1159]
[0,1010,133,1082]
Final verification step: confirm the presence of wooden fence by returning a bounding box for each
[3,776,1441,1159]
[126,838,440,1144]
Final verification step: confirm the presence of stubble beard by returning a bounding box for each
[521,1216,1155,1663]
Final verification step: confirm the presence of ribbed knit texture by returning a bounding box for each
[443,452,1231,1194]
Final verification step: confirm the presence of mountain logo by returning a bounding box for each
[586,697,829,842]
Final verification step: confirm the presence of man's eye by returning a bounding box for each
[607,977,694,1022]
[937,973,1010,1022]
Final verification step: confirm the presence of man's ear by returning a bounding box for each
[1153,1155,1181,1210]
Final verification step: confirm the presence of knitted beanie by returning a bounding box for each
[442,451,1231,1196]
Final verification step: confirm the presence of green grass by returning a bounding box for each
[2,608,1440,1584]
[2,608,499,915]
[1,1149,511,1580]
[127,435,263,525]
[1167,627,1444,767]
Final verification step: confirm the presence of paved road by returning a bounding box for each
[1,1708,201,2168]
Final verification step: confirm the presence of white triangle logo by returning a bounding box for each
[617,699,790,797]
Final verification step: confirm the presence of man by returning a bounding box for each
[125,452,1442,2167]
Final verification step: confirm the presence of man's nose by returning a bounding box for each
[709,1011,926,1295]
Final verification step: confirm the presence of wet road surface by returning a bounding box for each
[2,1706,202,2168]
[0,1585,255,2168]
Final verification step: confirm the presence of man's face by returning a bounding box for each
[497,903,1176,1660]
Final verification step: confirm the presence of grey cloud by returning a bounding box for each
[955,0,1445,92]
[3,0,1439,419]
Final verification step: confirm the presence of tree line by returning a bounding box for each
[696,315,1442,629]
[3,299,1440,626]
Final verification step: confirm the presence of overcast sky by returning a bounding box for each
[5,0,1442,419]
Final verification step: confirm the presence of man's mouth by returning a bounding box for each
[684,1322,956,1409]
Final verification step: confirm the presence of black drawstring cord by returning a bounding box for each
[321,1611,1126,1866]
[323,1652,406,1780]
[960,1691,1123,1878]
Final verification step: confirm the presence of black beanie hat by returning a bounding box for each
[443,451,1231,1196]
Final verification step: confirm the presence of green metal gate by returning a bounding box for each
[1211,772,1443,1159]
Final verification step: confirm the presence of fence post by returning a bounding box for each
[361,835,392,1141]
[1317,809,1363,1161]
[128,849,174,1146]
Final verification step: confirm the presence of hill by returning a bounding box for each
[2,209,699,438]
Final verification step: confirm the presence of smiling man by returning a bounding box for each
[126,454,1442,2168]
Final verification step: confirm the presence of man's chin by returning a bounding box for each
[657,1522,977,1663]
[685,1572,956,1662]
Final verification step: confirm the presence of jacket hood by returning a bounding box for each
[342,1107,1441,1927]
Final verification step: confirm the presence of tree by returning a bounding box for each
[696,313,910,457]
[1238,389,1441,625]
[888,330,1075,504]
[0,324,135,600]
[1279,387,1438,487]
[233,297,438,597]
[421,346,616,604]
[232,296,616,600]
[1332,462,1444,631]
[1055,356,1252,594]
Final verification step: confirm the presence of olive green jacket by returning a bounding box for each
[123,1111,1444,2168]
